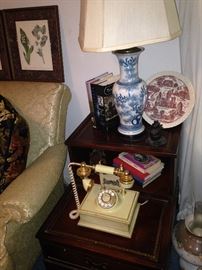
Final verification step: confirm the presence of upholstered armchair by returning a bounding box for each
[0,81,71,270]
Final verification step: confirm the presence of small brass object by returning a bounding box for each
[77,162,92,179]
[119,170,133,185]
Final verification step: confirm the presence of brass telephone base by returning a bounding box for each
[78,184,140,238]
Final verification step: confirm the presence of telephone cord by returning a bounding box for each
[140,200,149,206]
[68,163,81,219]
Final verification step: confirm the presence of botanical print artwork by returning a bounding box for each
[0,59,2,70]
[15,20,53,71]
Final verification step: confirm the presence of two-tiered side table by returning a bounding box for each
[37,114,181,270]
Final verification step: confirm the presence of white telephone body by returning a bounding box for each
[68,162,140,238]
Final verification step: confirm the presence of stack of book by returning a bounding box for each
[113,152,164,188]
[85,72,120,130]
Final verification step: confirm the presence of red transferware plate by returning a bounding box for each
[143,71,195,128]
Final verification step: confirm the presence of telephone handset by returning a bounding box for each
[68,162,140,238]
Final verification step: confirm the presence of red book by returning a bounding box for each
[113,157,164,182]
[113,157,150,181]
[135,172,162,188]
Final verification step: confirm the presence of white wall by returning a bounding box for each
[0,0,181,137]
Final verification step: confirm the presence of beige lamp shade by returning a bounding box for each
[79,0,181,52]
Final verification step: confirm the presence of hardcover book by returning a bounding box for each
[135,172,162,188]
[118,152,162,173]
[90,74,120,130]
[113,157,164,182]
[85,72,111,115]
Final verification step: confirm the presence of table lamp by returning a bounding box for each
[79,0,181,136]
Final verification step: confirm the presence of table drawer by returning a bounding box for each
[41,241,147,270]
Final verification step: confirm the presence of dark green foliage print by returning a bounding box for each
[20,28,34,64]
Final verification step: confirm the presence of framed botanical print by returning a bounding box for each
[0,12,11,80]
[3,6,64,82]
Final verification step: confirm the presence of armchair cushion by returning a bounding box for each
[0,95,29,193]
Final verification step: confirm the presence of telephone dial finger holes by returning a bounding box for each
[97,189,118,209]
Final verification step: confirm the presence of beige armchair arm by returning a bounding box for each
[0,143,67,224]
[0,143,67,269]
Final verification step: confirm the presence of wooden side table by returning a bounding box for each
[37,114,181,270]
[66,114,181,201]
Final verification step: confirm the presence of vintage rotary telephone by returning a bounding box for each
[68,161,140,238]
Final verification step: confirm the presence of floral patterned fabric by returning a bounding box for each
[0,95,29,193]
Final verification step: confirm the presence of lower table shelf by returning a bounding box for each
[37,185,175,270]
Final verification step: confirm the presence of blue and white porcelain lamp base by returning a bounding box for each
[113,47,147,136]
